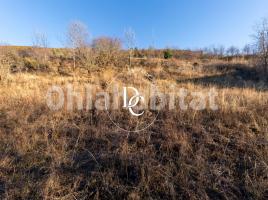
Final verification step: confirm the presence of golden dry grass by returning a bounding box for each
[0,57,267,199]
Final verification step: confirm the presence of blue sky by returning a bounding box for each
[0,0,268,49]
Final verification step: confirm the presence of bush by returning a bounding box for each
[19,57,50,72]
[164,49,173,59]
[52,48,68,59]
[92,37,122,67]
[23,57,39,71]
[133,47,144,58]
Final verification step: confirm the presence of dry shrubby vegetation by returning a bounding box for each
[0,21,268,199]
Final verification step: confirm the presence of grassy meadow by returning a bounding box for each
[0,47,267,199]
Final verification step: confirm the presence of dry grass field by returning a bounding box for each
[0,48,267,199]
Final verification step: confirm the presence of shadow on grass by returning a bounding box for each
[177,64,268,91]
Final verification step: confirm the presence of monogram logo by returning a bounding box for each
[123,87,145,116]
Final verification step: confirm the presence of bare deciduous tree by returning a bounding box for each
[254,18,268,74]
[66,21,90,69]
[32,32,49,48]
[124,27,136,68]
[243,44,252,56]
[218,45,225,57]
[32,31,49,62]
[203,46,223,58]
[92,37,121,67]
[212,45,225,57]
[227,46,240,57]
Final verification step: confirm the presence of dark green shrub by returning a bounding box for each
[164,49,173,59]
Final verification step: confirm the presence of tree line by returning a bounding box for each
[1,18,268,76]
